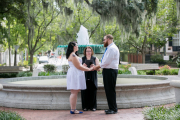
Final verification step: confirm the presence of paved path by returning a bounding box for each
[0,103,175,120]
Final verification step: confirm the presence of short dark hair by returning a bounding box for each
[105,34,113,40]
[83,47,94,56]
[66,41,79,59]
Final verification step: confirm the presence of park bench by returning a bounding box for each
[128,63,159,75]
[0,66,23,73]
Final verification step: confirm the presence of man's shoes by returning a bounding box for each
[105,109,117,114]
[83,108,88,111]
[90,108,96,111]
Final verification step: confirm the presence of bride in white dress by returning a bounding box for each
[66,41,93,114]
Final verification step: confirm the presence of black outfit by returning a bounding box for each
[81,56,97,110]
[102,68,118,112]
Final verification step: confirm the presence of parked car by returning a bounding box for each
[50,52,55,58]
[39,56,49,64]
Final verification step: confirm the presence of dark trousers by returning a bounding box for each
[102,69,118,112]
[81,80,97,109]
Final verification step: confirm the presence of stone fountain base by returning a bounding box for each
[0,75,176,109]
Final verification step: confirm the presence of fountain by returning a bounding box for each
[0,25,177,109]
[0,75,177,109]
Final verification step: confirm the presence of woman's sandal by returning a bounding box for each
[70,109,83,114]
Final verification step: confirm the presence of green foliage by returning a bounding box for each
[38,72,50,76]
[162,69,171,75]
[18,61,23,66]
[122,64,131,71]
[146,70,155,75]
[0,110,25,120]
[156,69,179,75]
[137,70,146,75]
[118,70,123,74]
[159,65,171,70]
[97,69,102,74]
[0,63,6,66]
[122,70,131,74]
[43,64,57,72]
[150,54,166,65]
[23,60,29,68]
[143,104,180,120]
[0,73,17,78]
[28,57,37,65]
[170,69,179,75]
[17,71,32,77]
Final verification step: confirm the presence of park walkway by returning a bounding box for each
[0,103,175,120]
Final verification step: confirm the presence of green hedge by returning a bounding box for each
[0,110,25,120]
[43,64,57,72]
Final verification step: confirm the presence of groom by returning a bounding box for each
[93,34,119,114]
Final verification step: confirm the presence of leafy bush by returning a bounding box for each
[43,64,57,72]
[177,63,180,68]
[150,54,166,65]
[137,70,146,75]
[159,65,171,70]
[122,70,131,74]
[0,110,25,120]
[38,72,50,76]
[17,71,32,77]
[118,70,123,74]
[0,63,6,66]
[28,56,37,65]
[155,69,179,75]
[97,69,102,74]
[170,69,179,75]
[146,70,155,75]
[18,61,23,66]
[119,64,131,70]
[143,105,180,120]
[23,61,29,68]
[0,73,17,78]
[162,69,171,75]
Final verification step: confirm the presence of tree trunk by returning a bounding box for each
[14,50,17,66]
[26,51,28,61]
[30,52,34,71]
[142,35,147,63]
[142,51,145,63]
[8,44,11,66]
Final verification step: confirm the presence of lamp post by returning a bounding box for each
[14,45,19,66]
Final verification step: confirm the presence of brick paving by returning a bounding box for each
[0,103,175,120]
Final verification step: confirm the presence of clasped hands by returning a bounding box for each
[83,63,100,71]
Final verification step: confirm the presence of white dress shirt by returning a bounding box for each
[100,42,120,69]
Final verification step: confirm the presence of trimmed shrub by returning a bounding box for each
[146,70,155,75]
[150,54,166,65]
[0,73,17,78]
[17,71,32,77]
[0,110,25,120]
[170,69,179,75]
[162,69,171,75]
[137,70,146,75]
[38,72,50,76]
[118,70,123,74]
[43,64,57,72]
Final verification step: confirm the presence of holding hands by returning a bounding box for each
[83,63,96,71]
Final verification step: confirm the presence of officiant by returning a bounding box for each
[81,47,100,111]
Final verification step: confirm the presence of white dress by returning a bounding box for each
[66,57,86,90]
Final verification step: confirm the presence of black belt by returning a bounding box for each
[103,68,118,70]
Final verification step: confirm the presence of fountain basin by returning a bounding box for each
[0,75,175,109]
